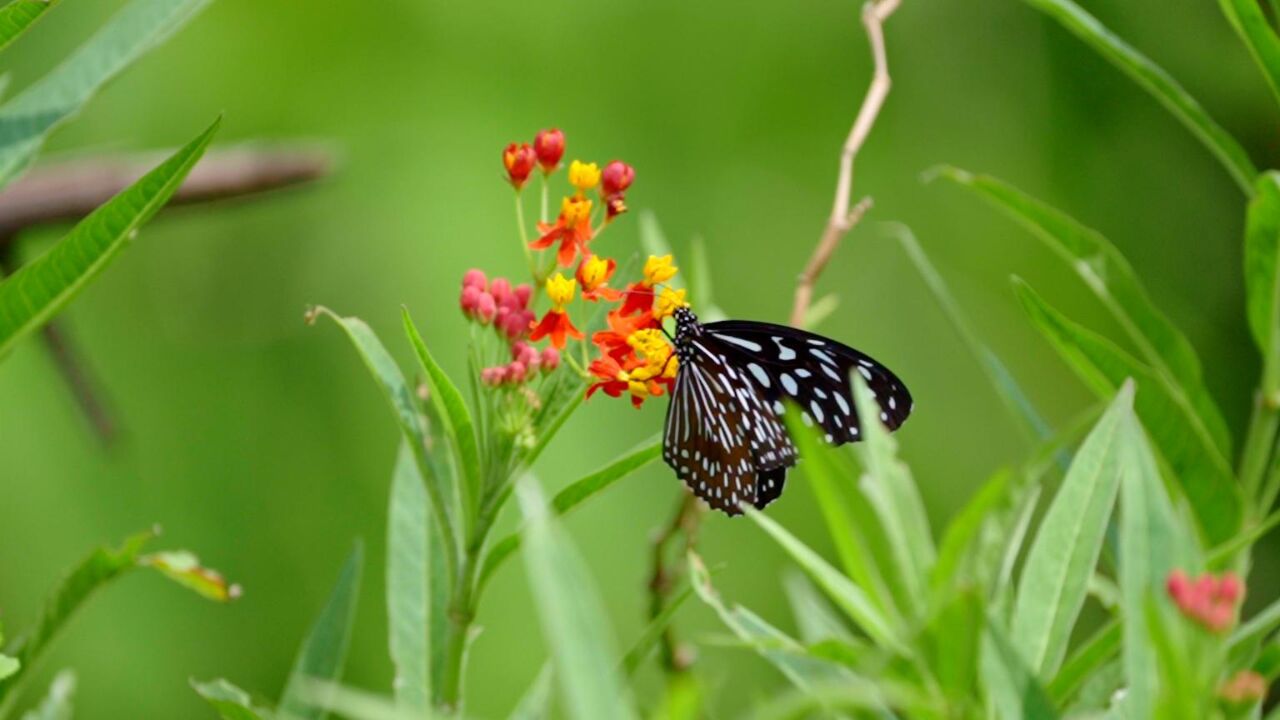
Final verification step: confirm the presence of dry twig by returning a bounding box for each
[790,0,901,328]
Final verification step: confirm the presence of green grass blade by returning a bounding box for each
[507,664,552,720]
[386,444,432,711]
[478,438,660,590]
[312,309,459,584]
[279,542,364,720]
[890,224,1052,443]
[1220,0,1280,110]
[0,0,213,189]
[1011,382,1130,678]
[1117,393,1195,719]
[1013,279,1242,544]
[0,0,59,54]
[20,670,75,720]
[620,583,693,677]
[0,117,218,359]
[1006,0,1255,194]
[516,478,637,720]
[744,507,904,654]
[935,168,1232,458]
[1246,172,1280,403]
[403,308,481,530]
[849,374,935,615]
[191,679,270,720]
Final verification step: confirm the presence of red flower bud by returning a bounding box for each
[601,160,635,195]
[489,277,512,304]
[509,360,527,383]
[540,346,560,371]
[534,128,565,173]
[513,283,533,308]
[476,293,497,324]
[462,269,488,289]
[512,341,539,367]
[460,286,482,316]
[1218,572,1243,603]
[503,143,536,190]
[481,366,505,386]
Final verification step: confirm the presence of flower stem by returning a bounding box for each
[515,192,536,281]
[540,173,549,224]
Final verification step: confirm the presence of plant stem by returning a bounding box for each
[540,173,549,224]
[1241,390,1280,515]
[436,496,503,714]
[647,492,703,674]
[515,191,536,280]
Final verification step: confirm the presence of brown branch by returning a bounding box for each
[646,491,703,674]
[0,146,332,239]
[790,0,901,328]
[0,145,333,444]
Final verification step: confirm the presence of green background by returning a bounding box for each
[0,0,1275,716]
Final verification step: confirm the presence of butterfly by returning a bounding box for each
[662,306,912,516]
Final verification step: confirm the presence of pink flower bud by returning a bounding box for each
[490,277,512,305]
[476,293,497,324]
[481,367,503,386]
[513,341,539,366]
[463,269,488,289]
[513,283,533,308]
[601,160,635,195]
[508,360,527,383]
[460,286,482,316]
[540,346,560,371]
[1218,573,1243,603]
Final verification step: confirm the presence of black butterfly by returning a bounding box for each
[662,306,912,516]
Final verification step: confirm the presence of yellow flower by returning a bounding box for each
[545,272,577,310]
[568,160,601,192]
[560,195,593,226]
[643,254,678,286]
[653,287,687,320]
[579,254,611,289]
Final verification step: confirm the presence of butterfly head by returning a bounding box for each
[672,306,701,359]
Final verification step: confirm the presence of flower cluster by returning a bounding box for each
[1166,569,1243,633]
[1219,670,1267,705]
[470,128,684,410]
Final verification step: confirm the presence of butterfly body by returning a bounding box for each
[663,307,912,516]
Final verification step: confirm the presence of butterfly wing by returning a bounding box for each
[703,320,913,445]
[663,334,796,514]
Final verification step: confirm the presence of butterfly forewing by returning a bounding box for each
[704,320,912,443]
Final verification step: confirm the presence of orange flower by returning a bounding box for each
[528,274,583,349]
[532,195,594,267]
[586,353,663,409]
[593,308,655,361]
[503,143,536,190]
[576,254,623,302]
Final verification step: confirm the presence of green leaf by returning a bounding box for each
[1013,279,1242,544]
[285,680,421,720]
[1245,172,1280,402]
[20,670,74,720]
[744,506,903,654]
[0,655,15,683]
[386,444,432,711]
[934,169,1231,458]
[516,477,636,720]
[1011,382,1130,677]
[981,622,1060,720]
[1117,394,1195,719]
[0,531,153,706]
[312,308,459,583]
[782,572,854,646]
[1004,0,1255,194]
[923,590,985,705]
[507,664,552,720]
[931,469,1012,596]
[0,0,213,188]
[403,308,481,527]
[890,223,1052,443]
[620,583,693,677]
[790,412,900,624]
[139,550,240,602]
[0,117,219,359]
[1231,594,1280,655]
[849,374,935,616]
[279,542,363,720]
[1047,621,1120,705]
[649,673,702,720]
[1219,0,1280,110]
[688,554,857,691]
[479,438,661,590]
[0,0,59,54]
[191,678,270,720]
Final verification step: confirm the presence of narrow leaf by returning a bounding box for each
[507,665,552,720]
[1219,0,1280,110]
[1246,172,1280,402]
[140,550,240,602]
[517,477,637,720]
[0,655,15,683]
[745,507,903,653]
[279,542,364,720]
[1011,382,1129,677]
[191,678,269,720]
[620,583,693,677]
[20,670,74,720]
[935,168,1231,457]
[403,308,481,529]
[1047,621,1120,705]
[1004,0,1256,193]
[1013,279,1242,543]
[479,438,660,589]
[386,444,431,710]
[0,117,219,358]
[0,0,213,188]
[782,572,854,646]
[981,623,1060,720]
[0,0,58,54]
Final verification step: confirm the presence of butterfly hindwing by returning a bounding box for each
[703,319,912,444]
